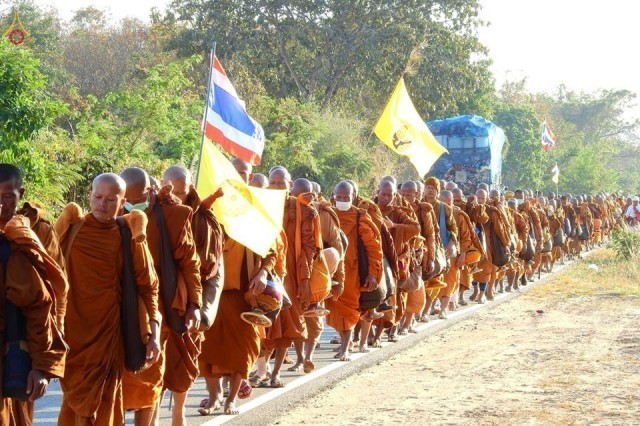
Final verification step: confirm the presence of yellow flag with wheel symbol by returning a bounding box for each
[374,78,447,177]
[196,139,286,256]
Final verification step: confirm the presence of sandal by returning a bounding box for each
[238,379,252,399]
[270,378,286,388]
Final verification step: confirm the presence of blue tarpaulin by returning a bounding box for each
[427,115,506,190]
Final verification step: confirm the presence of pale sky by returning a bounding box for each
[16,0,640,114]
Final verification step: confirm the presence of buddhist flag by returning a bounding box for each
[551,163,559,184]
[196,139,286,257]
[541,121,557,150]
[203,55,265,165]
[374,78,447,177]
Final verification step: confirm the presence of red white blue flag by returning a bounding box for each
[541,121,557,150]
[203,56,265,165]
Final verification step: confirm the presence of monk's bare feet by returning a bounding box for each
[359,343,370,353]
[198,396,223,416]
[438,309,448,320]
[419,314,430,323]
[448,301,456,311]
[270,376,285,388]
[372,338,382,348]
[223,400,239,415]
[398,328,408,336]
[477,292,485,304]
[459,297,468,306]
[388,333,398,343]
[287,362,303,372]
[430,308,441,315]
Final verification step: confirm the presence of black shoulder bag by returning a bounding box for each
[116,217,147,373]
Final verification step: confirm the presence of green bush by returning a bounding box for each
[609,230,640,261]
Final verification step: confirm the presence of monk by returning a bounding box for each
[451,188,482,306]
[290,178,344,373]
[311,182,326,202]
[347,179,384,231]
[198,158,277,415]
[58,173,161,425]
[120,167,201,426]
[374,180,419,344]
[162,165,225,424]
[438,190,474,318]
[472,189,511,303]
[261,169,315,386]
[249,173,268,188]
[516,189,542,284]
[326,182,382,361]
[0,165,67,426]
[398,181,435,333]
[422,177,458,318]
[0,163,67,333]
[505,198,529,292]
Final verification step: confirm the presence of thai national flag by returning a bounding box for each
[541,121,557,150]
[203,56,264,165]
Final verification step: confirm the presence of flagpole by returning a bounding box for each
[195,41,217,188]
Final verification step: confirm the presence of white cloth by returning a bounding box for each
[624,204,640,218]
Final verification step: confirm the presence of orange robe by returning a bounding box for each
[426,200,458,300]
[404,202,436,315]
[0,219,67,426]
[123,197,201,409]
[59,213,159,425]
[264,196,316,349]
[199,238,276,378]
[379,204,419,323]
[440,206,474,298]
[473,201,511,284]
[326,207,382,331]
[18,203,67,332]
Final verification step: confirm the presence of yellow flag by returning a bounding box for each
[374,78,447,177]
[196,139,286,257]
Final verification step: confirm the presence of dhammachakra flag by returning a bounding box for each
[541,121,557,150]
[196,139,286,257]
[204,56,265,165]
[551,163,559,184]
[374,78,447,177]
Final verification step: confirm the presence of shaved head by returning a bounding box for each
[249,173,268,188]
[231,158,253,184]
[292,178,313,197]
[91,173,127,223]
[400,181,418,204]
[476,189,488,205]
[381,175,397,186]
[334,181,354,203]
[489,189,500,200]
[345,179,359,197]
[439,190,453,206]
[311,182,321,195]
[444,181,457,191]
[163,165,192,185]
[478,183,490,192]
[120,167,150,205]
[268,167,292,190]
[93,173,126,195]
[163,165,193,203]
[377,180,397,207]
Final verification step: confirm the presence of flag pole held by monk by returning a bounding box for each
[195,41,216,188]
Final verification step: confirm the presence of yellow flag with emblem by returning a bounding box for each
[374,78,447,177]
[196,139,286,257]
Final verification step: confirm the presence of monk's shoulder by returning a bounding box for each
[160,203,193,225]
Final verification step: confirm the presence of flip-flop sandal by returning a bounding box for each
[287,364,303,372]
[238,380,252,399]
[303,360,315,374]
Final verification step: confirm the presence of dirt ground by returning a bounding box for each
[271,250,640,425]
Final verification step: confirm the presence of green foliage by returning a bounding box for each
[609,230,640,261]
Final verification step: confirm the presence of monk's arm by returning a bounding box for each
[6,252,66,379]
[422,208,436,262]
[395,210,420,243]
[175,217,202,308]
[132,240,161,325]
[458,213,474,253]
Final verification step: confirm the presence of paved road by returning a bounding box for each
[33,259,579,425]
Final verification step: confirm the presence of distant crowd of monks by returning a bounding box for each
[0,160,633,425]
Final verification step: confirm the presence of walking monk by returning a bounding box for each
[327,181,383,361]
[57,173,161,425]
[198,158,277,416]
[375,180,419,342]
[120,167,201,426]
[264,169,316,386]
[162,165,225,425]
[0,164,67,426]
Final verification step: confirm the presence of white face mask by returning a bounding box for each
[335,201,352,212]
[515,199,524,206]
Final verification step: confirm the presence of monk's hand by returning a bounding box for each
[185,302,201,332]
[424,259,434,275]
[146,335,161,365]
[383,217,395,229]
[331,283,343,301]
[26,369,48,401]
[364,274,378,291]
[250,268,268,295]
[456,252,467,268]
[298,279,311,302]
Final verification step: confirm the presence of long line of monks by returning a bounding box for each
[0,161,630,425]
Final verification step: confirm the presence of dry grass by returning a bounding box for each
[532,249,640,298]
